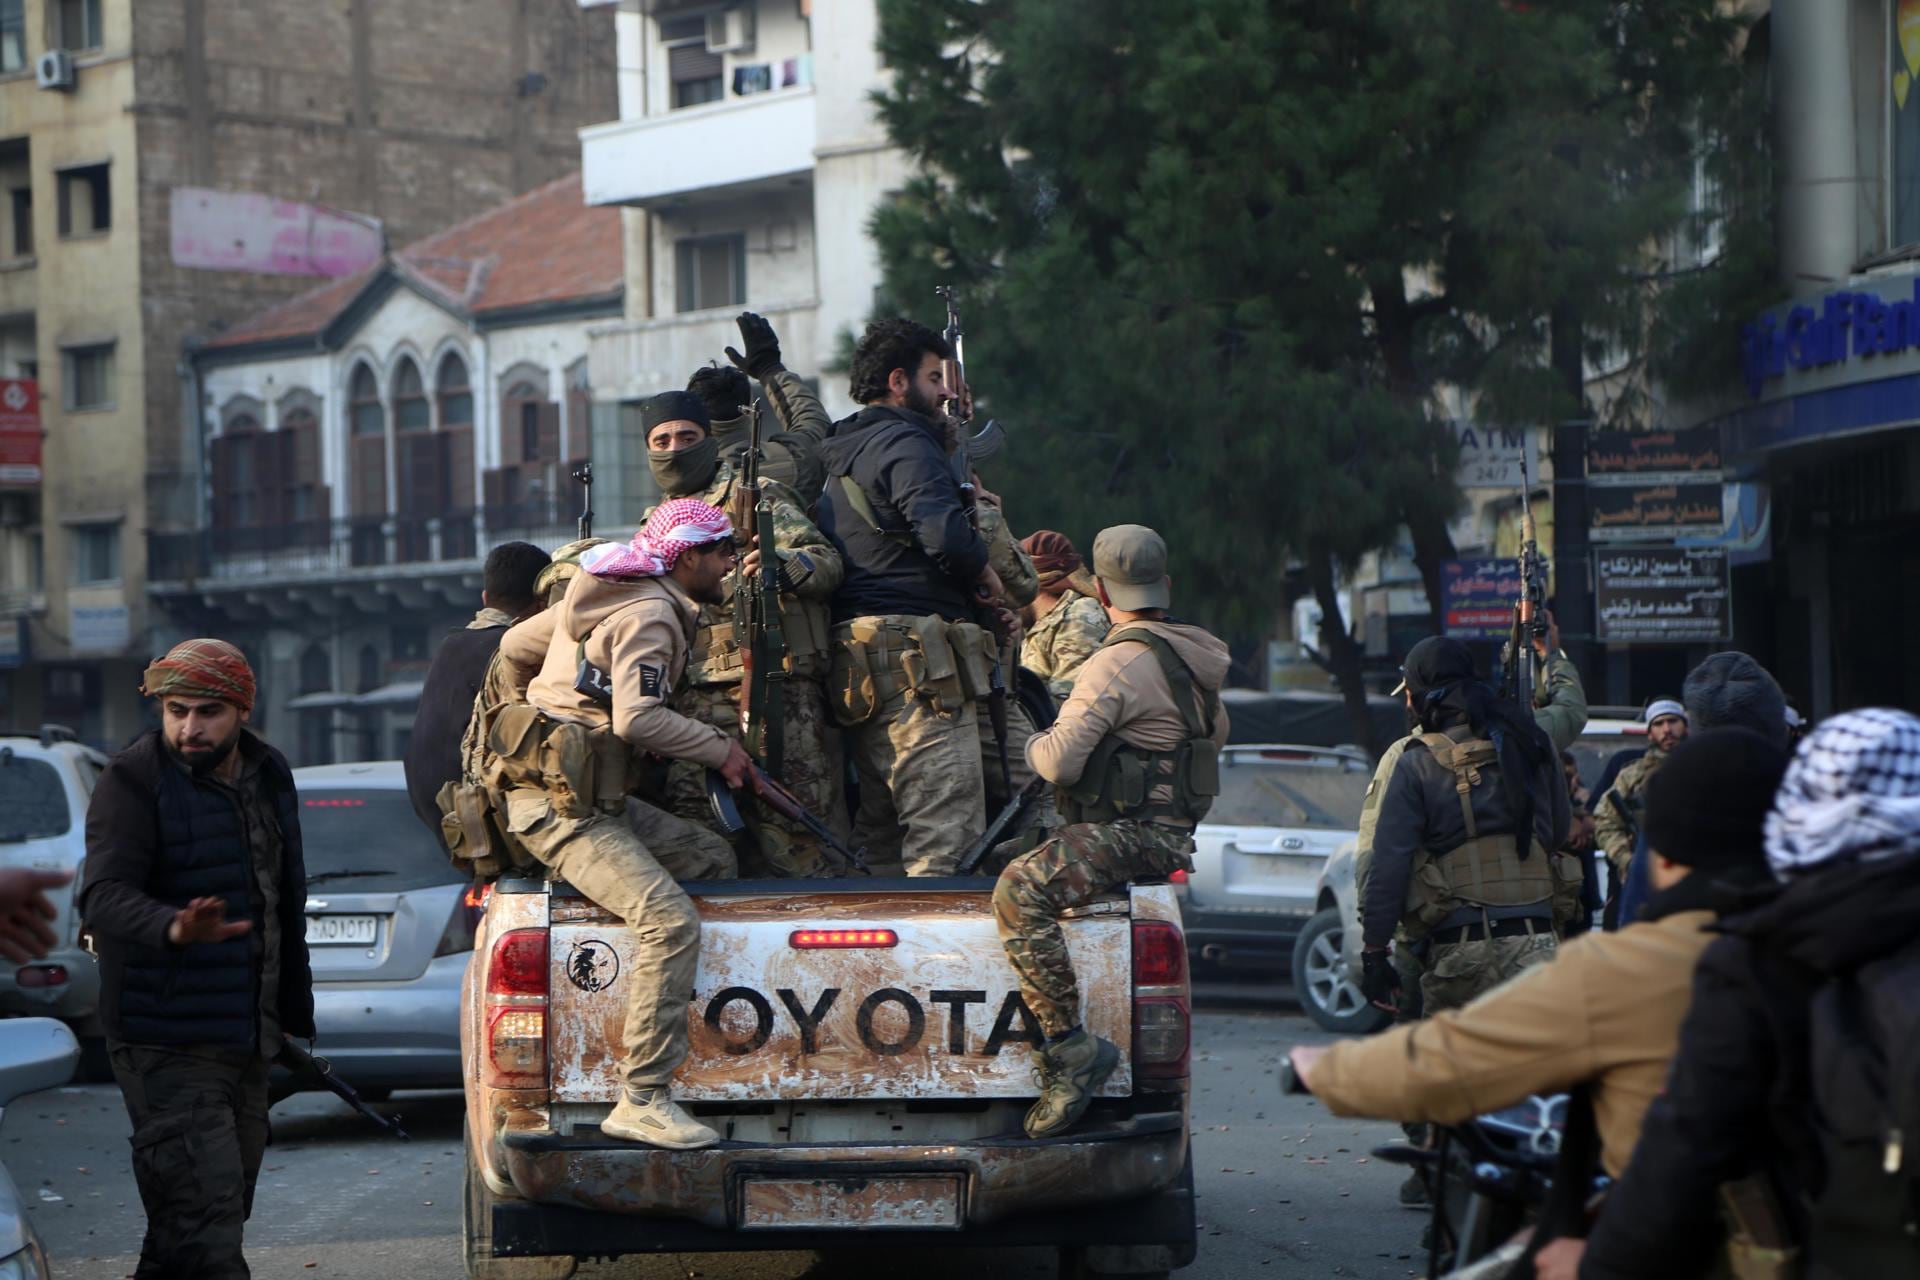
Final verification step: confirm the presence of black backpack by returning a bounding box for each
[1802,936,1920,1272]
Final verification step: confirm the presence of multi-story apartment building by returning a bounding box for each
[574,0,910,529]
[0,0,614,746]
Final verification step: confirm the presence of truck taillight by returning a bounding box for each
[790,929,898,949]
[1132,920,1190,1083]
[485,928,548,1087]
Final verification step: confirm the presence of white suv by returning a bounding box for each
[0,728,108,1027]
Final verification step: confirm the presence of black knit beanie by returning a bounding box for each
[639,389,710,435]
[1642,728,1788,871]
[1683,651,1789,747]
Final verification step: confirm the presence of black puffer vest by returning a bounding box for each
[97,732,315,1046]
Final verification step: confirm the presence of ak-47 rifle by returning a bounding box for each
[954,775,1046,876]
[1503,443,1548,711]
[728,401,787,779]
[572,460,594,541]
[272,1037,410,1141]
[936,284,1013,800]
[705,767,869,875]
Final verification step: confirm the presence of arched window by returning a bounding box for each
[279,403,324,526]
[215,414,261,534]
[437,353,473,429]
[357,644,382,694]
[349,364,383,436]
[392,358,429,432]
[299,644,330,694]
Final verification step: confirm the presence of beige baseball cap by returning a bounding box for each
[1092,524,1171,612]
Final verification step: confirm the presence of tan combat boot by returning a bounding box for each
[1023,1028,1120,1139]
[601,1088,720,1150]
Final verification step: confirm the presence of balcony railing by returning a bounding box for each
[581,86,816,207]
[149,510,584,586]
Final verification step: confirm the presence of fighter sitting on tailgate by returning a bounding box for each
[492,499,753,1151]
[993,524,1230,1138]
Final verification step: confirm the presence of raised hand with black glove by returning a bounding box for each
[1360,945,1401,1013]
[726,311,784,379]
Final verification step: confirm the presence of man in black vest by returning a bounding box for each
[79,638,314,1280]
[405,540,550,844]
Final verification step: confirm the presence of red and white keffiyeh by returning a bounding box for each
[581,498,733,580]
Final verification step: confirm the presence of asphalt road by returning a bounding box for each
[6,982,1423,1279]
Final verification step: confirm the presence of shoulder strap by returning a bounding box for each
[1417,730,1479,838]
[838,474,914,546]
[1104,625,1217,740]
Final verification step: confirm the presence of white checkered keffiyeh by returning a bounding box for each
[1764,708,1920,879]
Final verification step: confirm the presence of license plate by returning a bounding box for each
[304,914,377,946]
[738,1175,962,1230]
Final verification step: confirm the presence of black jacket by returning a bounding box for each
[79,730,316,1046]
[404,623,506,845]
[1582,858,1920,1279]
[1362,723,1571,947]
[816,405,988,623]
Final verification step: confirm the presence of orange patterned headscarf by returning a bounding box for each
[141,638,256,713]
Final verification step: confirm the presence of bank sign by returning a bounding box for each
[1741,277,1920,398]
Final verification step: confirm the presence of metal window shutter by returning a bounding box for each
[669,43,722,83]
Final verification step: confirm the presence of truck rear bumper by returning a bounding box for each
[495,1110,1189,1241]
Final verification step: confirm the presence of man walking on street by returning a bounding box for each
[994,525,1230,1137]
[79,639,315,1280]
[815,317,1002,875]
[405,540,550,843]
[493,500,749,1148]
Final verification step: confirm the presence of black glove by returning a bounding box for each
[1361,948,1401,1012]
[726,311,783,379]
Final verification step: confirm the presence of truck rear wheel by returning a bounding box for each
[463,1123,577,1280]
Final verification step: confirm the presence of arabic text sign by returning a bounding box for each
[1587,424,1724,486]
[1595,547,1730,644]
[0,378,42,486]
[1588,481,1725,543]
[170,187,384,278]
[1441,558,1519,640]
[1448,421,1536,489]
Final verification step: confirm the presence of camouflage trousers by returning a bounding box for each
[506,789,736,1091]
[665,678,846,878]
[846,682,986,879]
[110,1043,269,1280]
[993,820,1193,1039]
[1419,928,1558,1015]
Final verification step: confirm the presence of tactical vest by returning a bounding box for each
[1401,728,1583,938]
[1058,627,1221,830]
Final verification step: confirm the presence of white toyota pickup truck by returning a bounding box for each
[460,871,1197,1279]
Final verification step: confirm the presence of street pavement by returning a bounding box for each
[7,982,1422,1279]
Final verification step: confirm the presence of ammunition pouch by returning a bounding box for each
[828,615,993,727]
[1058,625,1221,830]
[485,704,631,821]
[434,778,529,883]
[689,593,833,684]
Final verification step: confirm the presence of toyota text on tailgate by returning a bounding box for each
[461,875,1197,1276]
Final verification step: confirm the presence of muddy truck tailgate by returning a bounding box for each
[547,882,1136,1102]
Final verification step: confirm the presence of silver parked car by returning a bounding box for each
[0,729,108,1030]
[1175,743,1371,1001]
[0,1017,80,1279]
[291,761,478,1096]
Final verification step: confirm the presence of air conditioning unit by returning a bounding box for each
[36,49,75,91]
[704,7,755,55]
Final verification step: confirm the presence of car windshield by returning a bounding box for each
[1568,734,1644,794]
[0,755,69,843]
[299,790,464,891]
[1208,753,1369,830]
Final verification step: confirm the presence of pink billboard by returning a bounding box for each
[170,187,385,278]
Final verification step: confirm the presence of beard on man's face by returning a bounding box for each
[167,722,242,774]
[903,381,941,422]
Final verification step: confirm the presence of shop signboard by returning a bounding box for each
[0,378,41,486]
[1446,421,1536,489]
[1441,558,1520,641]
[1588,424,1725,542]
[1595,546,1731,644]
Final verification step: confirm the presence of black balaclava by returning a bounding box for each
[1402,636,1553,859]
[642,390,720,496]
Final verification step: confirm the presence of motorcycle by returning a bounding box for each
[1279,1055,1602,1279]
